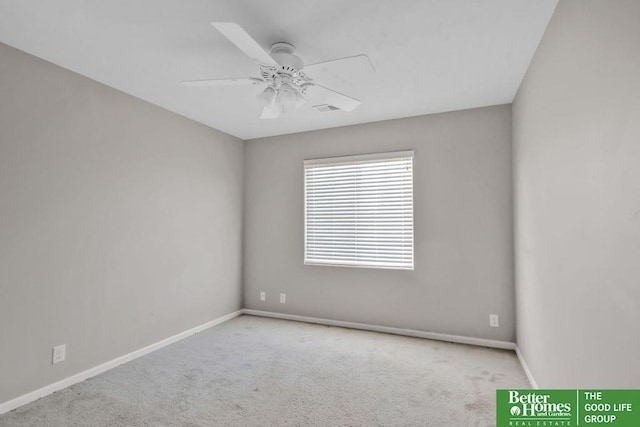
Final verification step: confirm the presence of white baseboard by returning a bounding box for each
[242,309,516,350]
[514,345,539,389]
[1,309,532,415]
[0,310,242,415]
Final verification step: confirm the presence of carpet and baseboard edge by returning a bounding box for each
[243,310,539,388]
[0,310,243,415]
[514,345,539,389]
[242,309,516,350]
[1,309,536,415]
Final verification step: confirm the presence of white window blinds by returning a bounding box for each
[304,150,414,270]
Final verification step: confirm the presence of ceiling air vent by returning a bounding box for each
[313,104,340,113]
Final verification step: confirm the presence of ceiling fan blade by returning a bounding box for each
[260,104,281,119]
[182,77,262,87]
[308,84,361,112]
[212,22,278,67]
[304,54,375,78]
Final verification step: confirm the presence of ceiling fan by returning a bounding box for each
[183,22,375,119]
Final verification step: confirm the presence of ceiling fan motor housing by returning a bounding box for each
[269,42,303,69]
[260,42,313,95]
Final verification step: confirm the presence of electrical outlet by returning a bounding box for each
[52,344,66,364]
[260,291,266,301]
[489,314,500,328]
[280,293,286,303]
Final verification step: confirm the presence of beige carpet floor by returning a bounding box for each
[0,315,529,426]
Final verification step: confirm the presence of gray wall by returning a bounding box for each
[513,0,640,387]
[244,105,515,342]
[0,43,244,403]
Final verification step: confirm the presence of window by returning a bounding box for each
[304,150,414,270]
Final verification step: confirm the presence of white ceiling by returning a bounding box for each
[0,0,557,140]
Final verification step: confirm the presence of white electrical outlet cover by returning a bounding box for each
[52,344,66,364]
[489,314,500,327]
[280,293,286,303]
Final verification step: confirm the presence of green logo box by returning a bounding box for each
[497,389,640,426]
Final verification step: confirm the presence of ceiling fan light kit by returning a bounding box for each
[182,22,374,119]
